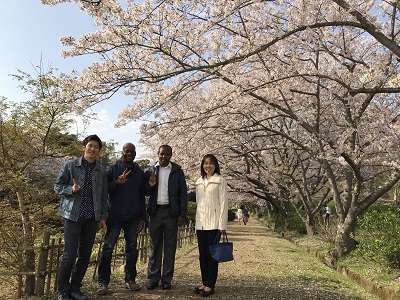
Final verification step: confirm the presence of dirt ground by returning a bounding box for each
[84,218,379,300]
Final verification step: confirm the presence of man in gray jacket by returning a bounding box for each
[54,135,108,300]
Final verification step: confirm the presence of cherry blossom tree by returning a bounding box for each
[40,0,400,258]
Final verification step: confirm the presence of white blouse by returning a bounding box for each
[195,173,228,230]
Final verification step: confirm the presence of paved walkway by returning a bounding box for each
[90,219,379,300]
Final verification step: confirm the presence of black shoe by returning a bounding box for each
[70,290,88,300]
[126,280,140,291]
[97,283,108,295]
[146,282,158,290]
[201,288,215,297]
[162,283,172,290]
[193,286,204,294]
[58,292,71,300]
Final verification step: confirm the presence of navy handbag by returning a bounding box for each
[209,231,234,263]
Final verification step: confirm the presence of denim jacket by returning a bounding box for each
[54,157,109,222]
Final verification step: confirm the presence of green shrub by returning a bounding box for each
[185,202,236,224]
[187,201,197,223]
[353,202,400,268]
[271,212,286,231]
[264,210,306,234]
[187,191,196,202]
[287,212,307,234]
[228,209,236,221]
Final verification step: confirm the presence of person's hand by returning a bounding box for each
[177,216,186,226]
[136,219,145,234]
[72,179,80,193]
[100,220,107,233]
[149,170,157,187]
[116,168,131,185]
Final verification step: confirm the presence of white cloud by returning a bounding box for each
[73,108,145,152]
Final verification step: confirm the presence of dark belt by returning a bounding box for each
[157,204,170,209]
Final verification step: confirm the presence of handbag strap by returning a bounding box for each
[213,231,221,244]
[221,231,229,243]
[213,231,229,244]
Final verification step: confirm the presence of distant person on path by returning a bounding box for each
[54,135,108,300]
[97,143,146,295]
[242,206,249,225]
[193,154,228,297]
[236,208,243,224]
[145,145,188,290]
[325,206,331,224]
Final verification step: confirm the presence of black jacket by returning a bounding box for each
[107,160,146,220]
[144,161,188,218]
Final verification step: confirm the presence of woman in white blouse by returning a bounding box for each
[193,154,228,297]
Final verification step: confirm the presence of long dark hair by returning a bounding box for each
[200,154,221,177]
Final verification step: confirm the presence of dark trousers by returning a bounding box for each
[147,208,178,285]
[58,218,98,294]
[196,229,219,289]
[325,213,330,223]
[98,217,139,284]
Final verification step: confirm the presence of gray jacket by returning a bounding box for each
[54,157,108,222]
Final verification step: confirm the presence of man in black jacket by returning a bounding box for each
[145,145,188,290]
[97,143,146,295]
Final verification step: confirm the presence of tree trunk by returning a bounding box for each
[333,213,357,259]
[305,214,316,236]
[17,192,36,296]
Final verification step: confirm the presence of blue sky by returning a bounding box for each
[0,1,144,153]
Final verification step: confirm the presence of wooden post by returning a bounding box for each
[45,238,56,296]
[36,231,50,297]
[185,223,189,245]
[144,228,149,263]
[53,237,62,293]
[191,222,194,243]
[93,236,104,280]
[178,226,182,248]
[17,251,23,299]
[112,237,118,271]
[138,232,144,261]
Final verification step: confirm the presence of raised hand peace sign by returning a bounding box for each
[149,170,157,187]
[116,168,132,185]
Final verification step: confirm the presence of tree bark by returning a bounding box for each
[333,212,357,259]
[17,192,36,296]
[305,215,316,236]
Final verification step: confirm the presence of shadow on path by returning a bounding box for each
[90,219,379,300]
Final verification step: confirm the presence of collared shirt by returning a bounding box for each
[155,161,172,205]
[79,157,96,219]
